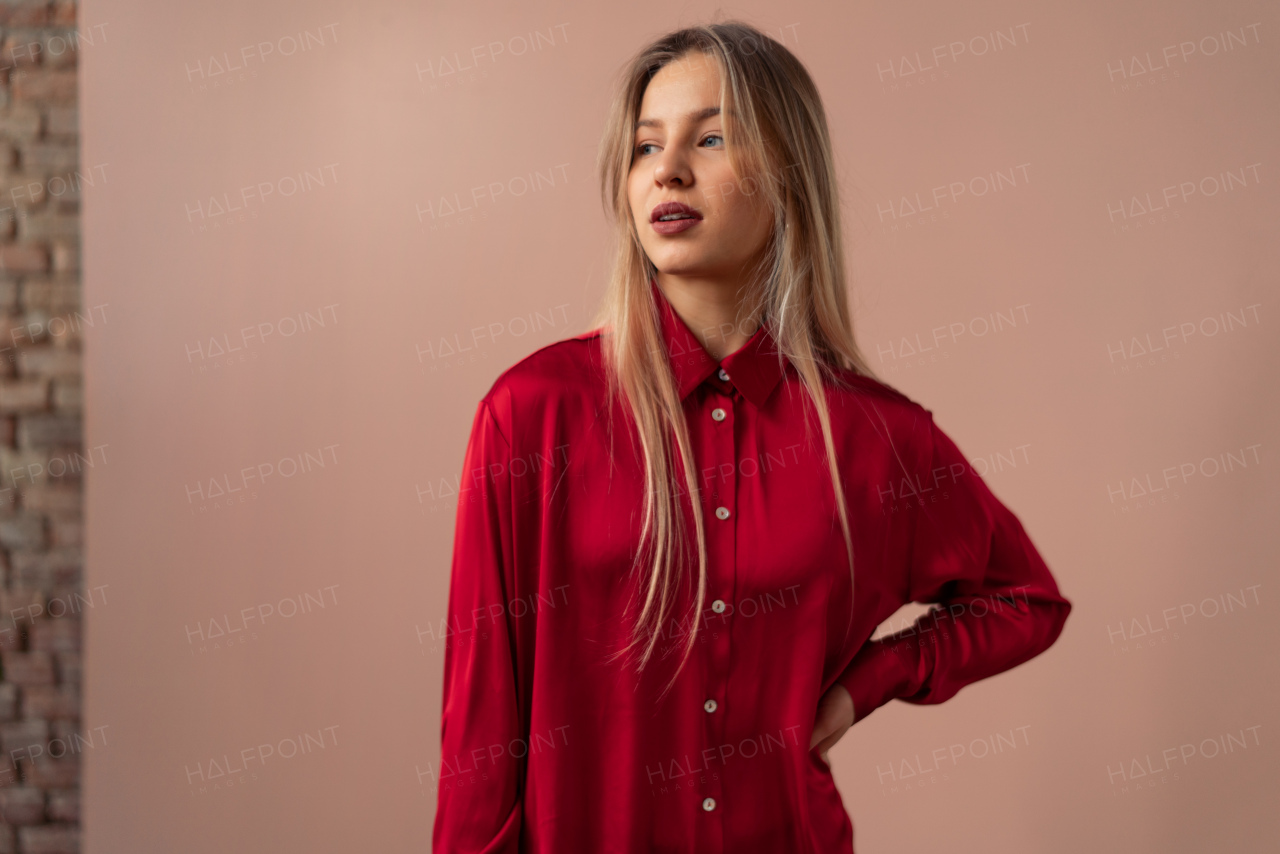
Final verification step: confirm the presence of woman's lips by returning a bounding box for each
[652,216,700,235]
[650,201,702,235]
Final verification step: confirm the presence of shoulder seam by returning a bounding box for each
[832,370,923,409]
[478,332,603,445]
[481,333,598,400]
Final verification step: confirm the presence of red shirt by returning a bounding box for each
[433,281,1071,853]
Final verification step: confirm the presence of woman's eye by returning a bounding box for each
[702,135,724,148]
[636,143,657,156]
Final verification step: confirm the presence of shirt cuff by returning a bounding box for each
[836,636,921,724]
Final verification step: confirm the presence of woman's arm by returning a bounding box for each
[836,408,1072,724]
[433,398,525,852]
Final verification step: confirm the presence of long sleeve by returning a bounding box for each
[433,398,525,853]
[837,409,1072,724]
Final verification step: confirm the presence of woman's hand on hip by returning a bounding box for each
[809,682,854,766]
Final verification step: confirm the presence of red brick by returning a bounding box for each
[27,619,75,653]
[17,144,77,173]
[11,70,76,103]
[4,30,78,70]
[17,758,76,789]
[17,212,77,241]
[0,787,43,825]
[0,651,53,686]
[0,380,46,412]
[0,244,47,274]
[0,5,51,28]
[0,175,44,208]
[0,36,39,69]
[17,486,76,514]
[16,348,77,378]
[15,414,78,447]
[19,280,78,313]
[10,549,79,589]
[0,105,40,139]
[0,514,42,549]
[35,313,87,347]
[17,824,77,854]
[20,686,77,720]
[0,720,46,756]
[0,589,42,622]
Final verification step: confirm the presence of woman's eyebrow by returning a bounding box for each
[635,105,721,130]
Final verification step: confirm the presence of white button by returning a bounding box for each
[711,599,726,613]
[718,368,730,381]
[704,699,718,713]
[702,797,716,811]
[715,506,730,520]
[711,408,726,421]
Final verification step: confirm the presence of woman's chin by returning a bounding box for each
[649,254,721,278]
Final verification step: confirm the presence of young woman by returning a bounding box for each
[433,21,1070,854]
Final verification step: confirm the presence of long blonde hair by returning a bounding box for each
[591,21,880,694]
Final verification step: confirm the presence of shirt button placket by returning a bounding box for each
[703,386,735,852]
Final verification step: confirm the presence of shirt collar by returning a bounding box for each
[651,278,787,408]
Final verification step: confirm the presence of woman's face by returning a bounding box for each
[627,51,773,283]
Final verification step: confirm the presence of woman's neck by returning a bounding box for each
[656,272,761,362]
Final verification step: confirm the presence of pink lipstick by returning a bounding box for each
[650,201,702,235]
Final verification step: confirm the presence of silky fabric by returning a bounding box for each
[433,280,1071,853]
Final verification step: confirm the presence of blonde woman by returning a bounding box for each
[434,20,1070,853]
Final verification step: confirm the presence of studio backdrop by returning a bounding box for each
[79,0,1276,851]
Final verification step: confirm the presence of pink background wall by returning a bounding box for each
[80,0,1277,851]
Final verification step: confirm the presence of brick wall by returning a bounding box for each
[0,2,82,853]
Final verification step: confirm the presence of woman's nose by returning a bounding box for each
[654,149,692,187]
